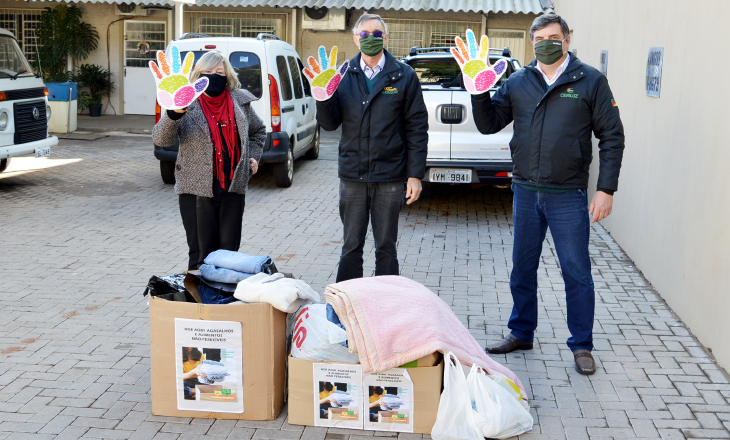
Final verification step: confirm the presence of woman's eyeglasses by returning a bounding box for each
[358,30,384,39]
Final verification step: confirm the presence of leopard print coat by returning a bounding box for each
[152,89,267,197]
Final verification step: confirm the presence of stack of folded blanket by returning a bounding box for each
[197,360,230,384]
[328,390,354,408]
[199,250,275,284]
[234,273,320,313]
[379,394,404,411]
[325,275,526,397]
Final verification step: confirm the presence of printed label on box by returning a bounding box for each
[363,368,414,433]
[313,363,363,429]
[174,318,244,413]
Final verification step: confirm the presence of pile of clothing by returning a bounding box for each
[197,360,230,384]
[234,273,320,313]
[328,390,354,408]
[379,394,404,411]
[200,250,276,284]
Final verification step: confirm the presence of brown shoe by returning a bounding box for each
[486,334,533,354]
[574,350,596,375]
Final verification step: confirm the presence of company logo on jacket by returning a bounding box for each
[561,87,579,99]
[383,86,398,94]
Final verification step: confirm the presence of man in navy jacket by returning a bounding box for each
[472,14,625,374]
[317,13,428,282]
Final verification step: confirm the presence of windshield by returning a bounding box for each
[0,36,33,78]
[408,57,513,89]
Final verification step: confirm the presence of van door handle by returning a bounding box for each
[302,105,306,114]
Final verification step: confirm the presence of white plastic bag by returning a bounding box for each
[431,352,482,440]
[288,304,360,364]
[467,365,533,439]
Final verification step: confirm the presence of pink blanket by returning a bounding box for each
[325,276,526,395]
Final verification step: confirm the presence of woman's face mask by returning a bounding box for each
[201,73,227,97]
[534,37,568,65]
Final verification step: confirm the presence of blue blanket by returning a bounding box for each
[204,250,273,274]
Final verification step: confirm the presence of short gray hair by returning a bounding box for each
[530,13,570,41]
[352,13,388,36]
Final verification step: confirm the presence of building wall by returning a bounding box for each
[553,0,730,368]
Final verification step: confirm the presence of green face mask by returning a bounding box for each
[534,38,566,65]
[359,36,384,57]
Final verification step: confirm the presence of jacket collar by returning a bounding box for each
[349,49,401,77]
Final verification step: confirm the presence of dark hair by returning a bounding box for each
[188,348,202,362]
[530,13,570,41]
[324,382,334,392]
[371,386,384,396]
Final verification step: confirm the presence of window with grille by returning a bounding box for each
[0,9,42,63]
[125,21,166,68]
[186,11,287,40]
[383,19,481,59]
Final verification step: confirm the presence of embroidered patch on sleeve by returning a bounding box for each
[611,98,618,107]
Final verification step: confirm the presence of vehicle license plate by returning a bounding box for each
[429,168,472,183]
[35,146,50,158]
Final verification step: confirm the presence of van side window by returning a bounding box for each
[297,58,312,97]
[229,52,263,98]
[276,56,294,101]
[287,56,304,99]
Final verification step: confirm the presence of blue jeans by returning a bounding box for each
[509,184,595,352]
[336,179,405,282]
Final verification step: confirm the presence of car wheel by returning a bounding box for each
[303,126,320,160]
[273,144,294,188]
[0,158,9,173]
[160,160,176,184]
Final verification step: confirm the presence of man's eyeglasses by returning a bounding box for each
[358,30,384,39]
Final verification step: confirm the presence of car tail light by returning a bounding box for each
[495,172,512,177]
[269,74,281,133]
[155,99,161,124]
[205,45,216,49]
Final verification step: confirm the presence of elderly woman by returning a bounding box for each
[153,51,266,270]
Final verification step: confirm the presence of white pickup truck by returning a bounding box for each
[402,47,521,185]
[0,28,57,174]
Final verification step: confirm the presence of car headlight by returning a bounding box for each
[46,105,51,121]
[0,111,8,131]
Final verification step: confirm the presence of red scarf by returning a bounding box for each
[199,90,239,189]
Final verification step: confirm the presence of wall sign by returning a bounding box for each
[600,50,608,76]
[646,47,663,97]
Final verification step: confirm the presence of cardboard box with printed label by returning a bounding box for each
[287,356,443,434]
[149,295,286,420]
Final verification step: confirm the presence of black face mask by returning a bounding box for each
[201,73,227,97]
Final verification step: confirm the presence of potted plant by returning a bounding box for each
[36,5,98,81]
[73,64,114,117]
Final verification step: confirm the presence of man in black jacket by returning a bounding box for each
[471,14,625,374]
[316,13,429,282]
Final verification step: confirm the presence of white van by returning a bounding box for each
[0,29,57,174]
[154,33,319,188]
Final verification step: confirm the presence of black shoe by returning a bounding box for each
[573,350,596,375]
[486,334,533,354]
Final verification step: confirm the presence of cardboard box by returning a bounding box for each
[287,356,443,434]
[149,295,286,420]
[399,352,442,368]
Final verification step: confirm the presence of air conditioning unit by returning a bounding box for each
[115,4,148,16]
[302,7,346,31]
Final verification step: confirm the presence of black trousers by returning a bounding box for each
[179,192,246,270]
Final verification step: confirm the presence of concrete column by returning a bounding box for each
[175,2,184,39]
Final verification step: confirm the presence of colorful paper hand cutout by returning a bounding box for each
[149,46,209,110]
[302,46,349,101]
[451,29,508,95]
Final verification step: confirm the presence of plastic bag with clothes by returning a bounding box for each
[288,304,360,364]
[467,365,533,439]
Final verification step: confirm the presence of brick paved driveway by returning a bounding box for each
[0,132,728,440]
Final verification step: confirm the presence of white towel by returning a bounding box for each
[233,273,321,313]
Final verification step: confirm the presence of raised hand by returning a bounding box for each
[451,29,508,95]
[149,46,209,110]
[303,46,349,101]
